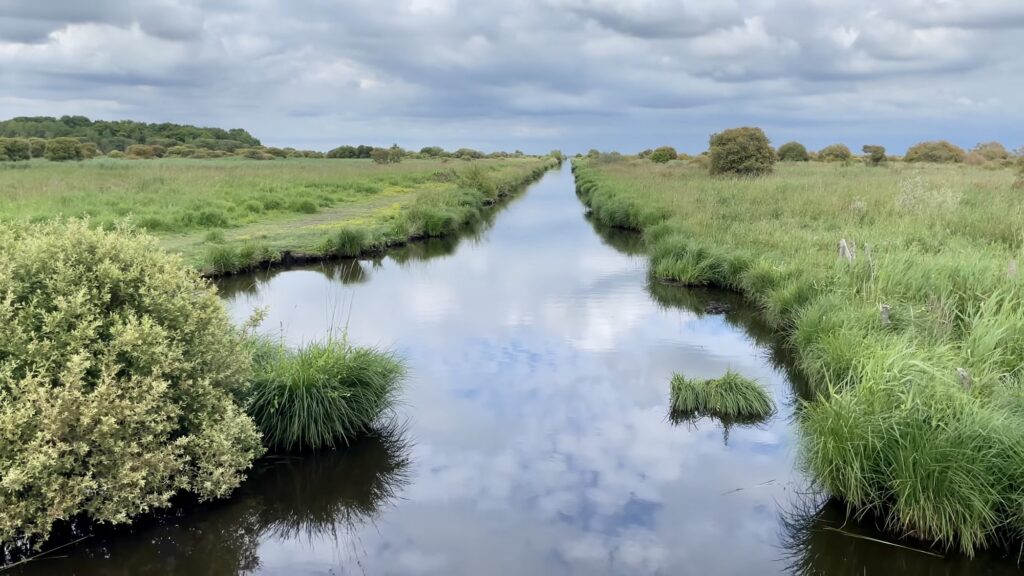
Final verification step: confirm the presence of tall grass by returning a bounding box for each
[247,336,406,452]
[670,370,775,422]
[573,158,1024,554]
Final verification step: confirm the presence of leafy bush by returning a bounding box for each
[818,144,852,162]
[649,146,678,163]
[708,127,775,176]
[904,140,966,163]
[107,150,126,159]
[862,145,886,166]
[43,137,82,161]
[972,141,1009,161]
[0,221,262,544]
[0,138,31,161]
[28,138,47,159]
[777,141,810,162]
[78,142,100,159]
[247,337,406,451]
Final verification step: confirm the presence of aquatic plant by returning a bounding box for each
[670,370,775,422]
[0,220,263,546]
[247,336,406,452]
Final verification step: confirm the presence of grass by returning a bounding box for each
[0,156,558,274]
[246,335,406,452]
[670,370,775,422]
[573,157,1024,555]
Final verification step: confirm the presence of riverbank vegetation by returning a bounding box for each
[0,156,558,274]
[670,370,774,422]
[573,141,1024,555]
[0,221,264,548]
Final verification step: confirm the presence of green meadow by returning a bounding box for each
[0,156,557,274]
[574,157,1024,555]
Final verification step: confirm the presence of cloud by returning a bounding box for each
[0,0,1021,152]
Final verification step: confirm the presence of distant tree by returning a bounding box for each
[818,144,853,162]
[586,149,600,159]
[777,141,809,162]
[387,144,404,163]
[708,127,775,176]
[971,141,1009,161]
[649,146,678,163]
[454,147,483,160]
[370,148,390,164]
[862,145,886,166]
[637,148,653,158]
[549,150,565,162]
[44,137,83,161]
[419,146,445,157]
[904,141,966,163]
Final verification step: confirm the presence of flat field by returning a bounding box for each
[0,157,556,273]
[573,157,1024,554]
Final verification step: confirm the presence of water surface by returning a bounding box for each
[12,165,1020,575]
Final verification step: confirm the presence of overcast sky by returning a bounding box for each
[0,0,1022,153]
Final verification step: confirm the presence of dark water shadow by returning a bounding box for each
[3,425,412,575]
[778,497,1023,576]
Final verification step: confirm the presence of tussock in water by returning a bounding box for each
[247,336,406,452]
[670,370,775,422]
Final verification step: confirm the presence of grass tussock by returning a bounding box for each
[670,370,775,422]
[246,336,406,452]
[573,157,1024,554]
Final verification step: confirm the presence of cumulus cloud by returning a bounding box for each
[0,0,1021,152]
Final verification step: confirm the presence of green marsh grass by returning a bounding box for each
[247,336,406,452]
[574,157,1024,554]
[670,370,775,422]
[0,157,557,273]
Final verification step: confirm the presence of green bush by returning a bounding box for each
[708,127,775,176]
[904,140,966,163]
[28,138,47,159]
[126,144,158,159]
[777,141,809,162]
[247,337,406,451]
[43,137,83,161]
[818,144,852,162]
[862,145,886,166]
[78,142,100,159]
[0,138,31,161]
[0,221,262,544]
[649,146,678,163]
[107,150,126,159]
[971,141,1009,161]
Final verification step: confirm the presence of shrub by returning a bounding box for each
[419,146,445,157]
[818,144,852,162]
[44,137,82,161]
[0,221,262,544]
[247,337,406,451]
[370,148,390,164]
[972,141,1009,161]
[708,127,775,176]
[777,141,810,162]
[1,138,31,161]
[670,370,775,422]
[28,138,47,159]
[862,145,886,166]
[78,142,100,159]
[107,150,126,159]
[126,144,158,159]
[0,141,8,162]
[649,146,678,163]
[904,140,966,163]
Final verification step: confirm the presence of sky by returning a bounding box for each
[0,0,1022,154]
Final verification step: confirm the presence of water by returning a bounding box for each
[11,165,1020,574]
